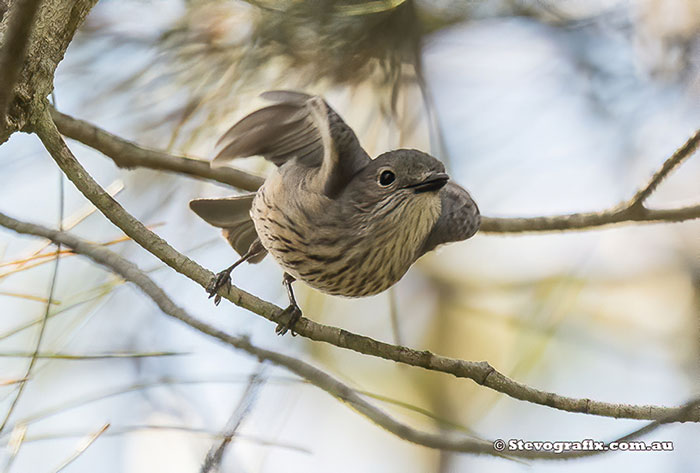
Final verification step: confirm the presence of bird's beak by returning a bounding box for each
[405,172,449,194]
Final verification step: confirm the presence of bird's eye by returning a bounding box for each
[378,170,395,187]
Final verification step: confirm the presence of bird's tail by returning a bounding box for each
[189,194,267,263]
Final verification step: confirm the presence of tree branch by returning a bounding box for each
[201,368,266,473]
[0,210,503,457]
[4,210,697,460]
[532,397,700,460]
[25,102,700,424]
[0,0,43,120]
[0,0,98,143]
[50,107,264,192]
[628,128,700,207]
[482,128,700,233]
[49,107,699,232]
[479,203,700,233]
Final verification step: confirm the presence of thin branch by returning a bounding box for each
[0,351,185,359]
[546,397,700,460]
[17,425,310,453]
[0,211,504,457]
[628,129,700,207]
[479,128,700,232]
[25,103,700,424]
[0,0,43,119]
[608,397,700,446]
[479,203,700,233]
[49,107,700,232]
[201,368,267,473]
[50,107,264,192]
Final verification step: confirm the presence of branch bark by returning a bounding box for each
[479,203,700,233]
[0,0,43,120]
[629,128,700,206]
[50,107,264,191]
[49,107,700,232]
[0,0,98,144]
[25,102,700,424]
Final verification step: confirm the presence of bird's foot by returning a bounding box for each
[206,269,232,306]
[275,304,302,336]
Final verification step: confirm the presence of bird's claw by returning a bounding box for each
[207,271,232,306]
[275,304,302,336]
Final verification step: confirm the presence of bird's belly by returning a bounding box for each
[289,248,409,298]
[282,252,408,298]
[259,229,409,298]
[251,199,414,298]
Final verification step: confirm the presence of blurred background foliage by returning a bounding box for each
[1,0,699,472]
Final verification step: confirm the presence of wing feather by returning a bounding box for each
[213,91,371,195]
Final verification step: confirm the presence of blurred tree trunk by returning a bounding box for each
[0,0,97,144]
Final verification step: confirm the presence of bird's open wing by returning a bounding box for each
[213,91,370,197]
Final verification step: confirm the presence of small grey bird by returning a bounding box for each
[190,91,480,335]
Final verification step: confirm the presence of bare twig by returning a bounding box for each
[628,129,700,207]
[479,204,700,233]
[50,107,264,191]
[0,0,43,119]
[49,107,700,232]
[201,368,267,473]
[480,129,700,232]
[614,397,700,444]
[0,351,185,359]
[546,397,700,460]
[23,103,700,423]
[15,425,310,453]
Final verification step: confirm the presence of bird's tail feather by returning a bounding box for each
[189,195,266,263]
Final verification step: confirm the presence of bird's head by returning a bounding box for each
[341,149,449,218]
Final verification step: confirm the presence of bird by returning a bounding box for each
[190,91,480,335]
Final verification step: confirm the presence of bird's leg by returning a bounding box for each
[276,273,302,336]
[207,258,245,305]
[207,241,264,305]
